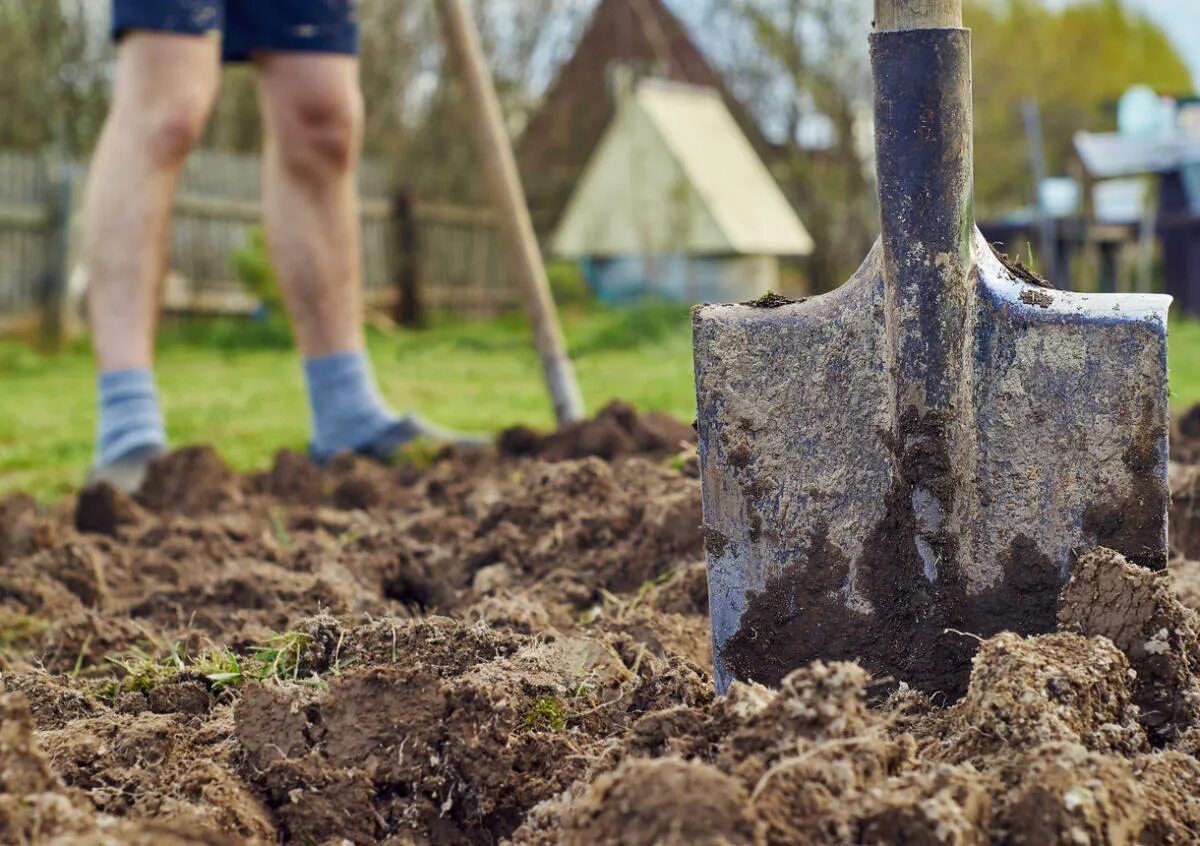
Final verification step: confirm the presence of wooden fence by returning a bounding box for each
[0,152,68,339]
[0,148,518,342]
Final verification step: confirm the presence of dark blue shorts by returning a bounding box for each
[111,0,359,62]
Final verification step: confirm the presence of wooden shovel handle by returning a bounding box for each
[435,0,586,425]
[874,0,962,31]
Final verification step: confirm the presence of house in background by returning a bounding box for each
[515,0,775,241]
[550,79,813,304]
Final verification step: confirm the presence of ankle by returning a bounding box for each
[303,351,397,460]
[95,369,167,467]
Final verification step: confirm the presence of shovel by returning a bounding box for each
[694,0,1171,698]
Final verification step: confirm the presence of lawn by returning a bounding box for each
[0,304,697,500]
[2,306,1198,502]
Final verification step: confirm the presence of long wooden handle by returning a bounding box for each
[874,0,962,31]
[435,0,586,425]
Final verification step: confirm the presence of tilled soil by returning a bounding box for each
[3,399,1200,845]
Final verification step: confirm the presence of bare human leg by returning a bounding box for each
[83,32,220,487]
[255,54,481,460]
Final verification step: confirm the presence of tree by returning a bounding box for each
[694,0,877,290]
[0,0,107,155]
[966,0,1194,215]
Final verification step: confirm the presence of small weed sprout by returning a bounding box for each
[521,696,568,733]
[629,569,675,612]
[251,630,315,683]
[193,648,245,690]
[269,508,293,549]
[101,647,184,701]
[68,635,92,678]
[571,668,603,702]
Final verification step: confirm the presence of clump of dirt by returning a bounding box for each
[558,758,761,846]
[939,632,1144,759]
[75,482,145,536]
[137,445,242,515]
[1000,743,1145,845]
[4,402,1200,844]
[1172,401,1200,465]
[499,399,695,461]
[1172,460,1200,560]
[0,491,46,564]
[1060,547,1200,744]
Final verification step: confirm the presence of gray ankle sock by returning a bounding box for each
[303,351,402,462]
[95,369,167,467]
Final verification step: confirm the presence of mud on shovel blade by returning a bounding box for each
[693,6,1171,698]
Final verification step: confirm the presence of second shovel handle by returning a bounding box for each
[874,0,962,31]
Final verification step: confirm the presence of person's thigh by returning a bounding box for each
[109,31,221,124]
[226,0,359,61]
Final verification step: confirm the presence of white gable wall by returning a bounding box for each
[552,93,729,258]
[638,84,814,256]
[551,80,814,260]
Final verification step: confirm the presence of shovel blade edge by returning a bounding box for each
[694,229,1170,697]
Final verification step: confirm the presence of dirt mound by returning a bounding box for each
[941,631,1144,759]
[559,758,761,846]
[499,399,695,461]
[4,419,1200,844]
[137,445,242,515]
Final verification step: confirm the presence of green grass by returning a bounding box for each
[1170,318,1200,413]
[96,628,325,703]
[0,303,696,500]
[2,306,1199,502]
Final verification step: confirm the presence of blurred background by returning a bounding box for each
[2,0,1199,497]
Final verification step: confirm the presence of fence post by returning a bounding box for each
[39,160,74,349]
[393,189,425,327]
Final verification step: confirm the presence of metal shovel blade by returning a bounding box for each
[693,26,1171,698]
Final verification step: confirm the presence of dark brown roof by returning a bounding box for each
[516,0,772,237]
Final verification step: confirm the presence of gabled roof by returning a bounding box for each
[516,0,774,237]
[1075,131,1200,177]
[551,80,813,258]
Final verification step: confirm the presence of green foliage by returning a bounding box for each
[157,314,295,351]
[547,261,594,307]
[232,227,284,313]
[192,648,246,690]
[251,630,315,683]
[567,302,691,358]
[0,0,107,154]
[966,0,1194,216]
[521,696,568,732]
[96,630,322,703]
[101,645,187,701]
[1171,319,1200,410]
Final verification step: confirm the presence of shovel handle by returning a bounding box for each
[435,0,586,425]
[874,0,962,31]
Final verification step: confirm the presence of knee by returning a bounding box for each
[133,89,213,167]
[275,86,363,180]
